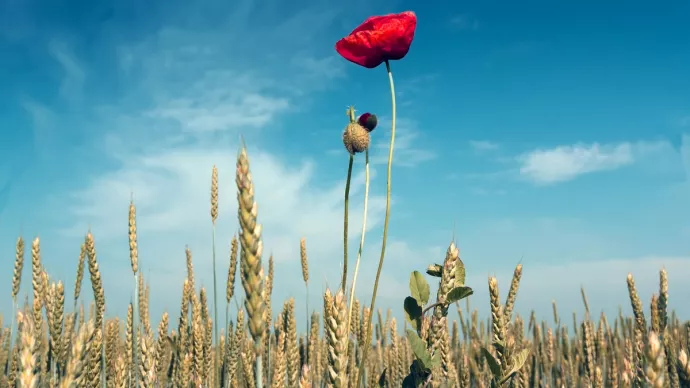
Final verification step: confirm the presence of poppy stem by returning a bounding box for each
[356,60,397,387]
[342,154,354,293]
[342,106,357,293]
[345,147,370,359]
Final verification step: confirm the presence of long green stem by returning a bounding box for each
[342,154,354,292]
[345,149,370,355]
[212,226,219,386]
[355,60,397,387]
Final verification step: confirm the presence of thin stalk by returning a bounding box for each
[266,335,271,387]
[224,302,229,387]
[342,154,354,292]
[345,149,370,358]
[212,226,219,386]
[73,300,78,328]
[9,297,16,353]
[133,273,140,386]
[355,60,397,387]
[256,355,264,388]
[101,318,106,388]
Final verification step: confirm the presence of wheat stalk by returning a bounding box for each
[129,200,141,387]
[211,164,220,387]
[236,144,266,388]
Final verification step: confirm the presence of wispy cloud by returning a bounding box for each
[469,140,500,152]
[449,14,479,31]
[464,255,690,322]
[146,91,290,134]
[50,141,392,321]
[680,116,690,127]
[21,0,399,321]
[518,142,635,184]
[469,187,506,196]
[680,134,690,180]
[291,54,346,87]
[4,0,689,328]
[371,118,436,167]
[48,40,85,104]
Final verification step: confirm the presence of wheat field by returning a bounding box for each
[0,143,689,388]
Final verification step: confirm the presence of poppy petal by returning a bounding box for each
[335,36,385,68]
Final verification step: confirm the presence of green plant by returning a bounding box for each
[402,242,474,387]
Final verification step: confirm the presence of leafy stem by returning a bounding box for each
[422,301,443,317]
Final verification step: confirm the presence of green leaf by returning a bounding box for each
[409,271,430,306]
[481,347,502,379]
[402,375,417,388]
[500,348,531,385]
[493,339,506,354]
[455,259,466,287]
[378,368,387,387]
[406,330,428,359]
[447,286,474,304]
[426,264,442,278]
[428,351,441,368]
[406,330,433,369]
[404,297,423,330]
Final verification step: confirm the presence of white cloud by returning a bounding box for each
[318,240,690,334]
[681,134,690,180]
[680,116,690,127]
[48,39,85,104]
[519,142,635,184]
[469,140,500,152]
[371,118,436,167]
[359,244,690,330]
[53,141,392,321]
[8,0,397,322]
[39,7,396,321]
[467,255,690,324]
[7,0,688,337]
[146,92,290,133]
[449,15,480,31]
[290,55,346,86]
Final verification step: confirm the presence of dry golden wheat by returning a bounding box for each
[1,149,689,388]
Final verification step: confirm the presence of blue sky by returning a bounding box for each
[1,0,690,329]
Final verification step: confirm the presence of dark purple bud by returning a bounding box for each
[358,113,378,132]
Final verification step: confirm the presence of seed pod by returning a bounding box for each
[343,122,370,154]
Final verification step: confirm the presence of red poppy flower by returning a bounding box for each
[335,11,417,69]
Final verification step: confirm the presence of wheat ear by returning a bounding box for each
[236,143,266,388]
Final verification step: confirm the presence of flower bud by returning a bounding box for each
[358,113,378,132]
